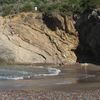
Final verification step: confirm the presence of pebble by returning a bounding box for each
[0,89,99,100]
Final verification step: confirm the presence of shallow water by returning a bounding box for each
[0,64,100,90]
[0,64,99,81]
[0,65,61,80]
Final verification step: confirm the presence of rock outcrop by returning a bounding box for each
[75,8,100,63]
[0,12,78,64]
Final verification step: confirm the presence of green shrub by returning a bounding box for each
[21,2,35,12]
[2,4,14,16]
[0,0,100,16]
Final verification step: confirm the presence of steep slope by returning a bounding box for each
[0,12,78,64]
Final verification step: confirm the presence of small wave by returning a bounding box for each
[0,76,24,80]
[0,67,61,80]
[48,68,61,75]
[0,69,30,80]
[0,69,28,75]
[34,68,61,77]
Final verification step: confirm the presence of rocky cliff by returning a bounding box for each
[75,8,100,63]
[0,12,78,64]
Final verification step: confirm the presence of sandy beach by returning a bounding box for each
[0,76,99,99]
[0,63,99,99]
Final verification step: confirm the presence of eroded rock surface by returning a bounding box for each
[0,13,78,64]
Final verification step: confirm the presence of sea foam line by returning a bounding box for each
[34,68,61,77]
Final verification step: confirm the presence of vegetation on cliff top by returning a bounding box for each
[0,0,100,16]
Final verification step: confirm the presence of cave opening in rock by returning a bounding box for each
[75,44,97,64]
[74,8,100,65]
[42,13,63,31]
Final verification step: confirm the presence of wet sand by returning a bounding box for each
[0,82,100,100]
[0,63,100,99]
[0,75,100,99]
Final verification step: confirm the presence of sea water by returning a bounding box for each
[0,65,61,80]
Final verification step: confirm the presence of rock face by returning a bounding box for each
[75,8,100,63]
[0,12,78,64]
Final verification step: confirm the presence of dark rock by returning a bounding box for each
[75,8,100,63]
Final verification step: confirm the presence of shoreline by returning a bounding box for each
[0,60,98,67]
[0,64,99,99]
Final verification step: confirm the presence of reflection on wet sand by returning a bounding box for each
[0,63,100,91]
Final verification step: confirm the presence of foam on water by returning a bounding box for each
[0,67,61,80]
[0,76,24,80]
[34,68,61,77]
